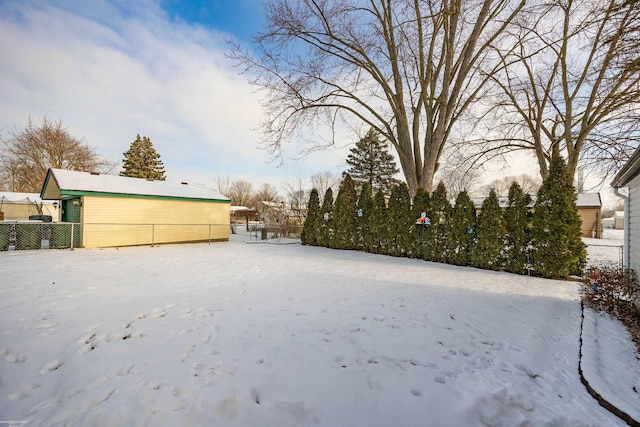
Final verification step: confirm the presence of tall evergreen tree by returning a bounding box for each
[331,174,358,249]
[346,128,399,195]
[530,152,587,278]
[385,183,412,257]
[315,188,334,247]
[356,182,373,251]
[424,182,451,263]
[470,189,506,271]
[301,188,320,246]
[120,134,166,180]
[503,182,532,275]
[449,191,476,266]
[368,188,387,254]
[411,188,431,259]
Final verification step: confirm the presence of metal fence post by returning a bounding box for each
[70,223,75,249]
[151,224,155,247]
[620,245,624,270]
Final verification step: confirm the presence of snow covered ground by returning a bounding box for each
[1,233,638,426]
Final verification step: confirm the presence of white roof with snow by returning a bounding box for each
[576,193,601,207]
[40,169,229,202]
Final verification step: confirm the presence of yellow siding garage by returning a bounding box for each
[40,169,230,248]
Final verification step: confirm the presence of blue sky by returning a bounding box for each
[162,0,265,39]
[0,0,350,192]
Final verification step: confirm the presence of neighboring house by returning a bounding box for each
[602,217,614,229]
[0,192,57,221]
[576,193,602,239]
[230,206,259,233]
[40,168,230,248]
[614,211,625,229]
[601,211,623,230]
[611,147,640,272]
[258,201,305,224]
[257,201,305,238]
[470,193,602,238]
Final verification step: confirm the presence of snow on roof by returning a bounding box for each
[576,193,601,207]
[614,211,624,218]
[41,169,229,202]
[0,192,54,204]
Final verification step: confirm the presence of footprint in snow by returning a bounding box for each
[181,344,196,362]
[40,359,64,374]
[5,352,27,363]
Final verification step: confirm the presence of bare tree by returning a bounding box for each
[436,167,483,197]
[480,174,541,196]
[282,177,309,210]
[214,174,232,197]
[468,0,640,183]
[435,150,484,196]
[310,171,339,202]
[0,117,114,192]
[227,180,254,207]
[250,183,281,208]
[232,0,525,194]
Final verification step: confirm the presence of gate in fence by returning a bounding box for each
[585,244,624,270]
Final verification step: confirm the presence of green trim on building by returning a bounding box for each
[59,190,231,204]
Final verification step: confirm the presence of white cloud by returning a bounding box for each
[0,0,349,191]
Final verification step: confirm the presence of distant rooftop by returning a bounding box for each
[470,193,601,209]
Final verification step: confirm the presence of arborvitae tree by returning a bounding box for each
[424,182,451,263]
[301,188,320,246]
[411,188,431,259]
[121,134,166,180]
[346,128,399,195]
[315,188,334,247]
[448,191,476,266]
[367,188,387,254]
[356,182,373,251]
[530,151,587,278]
[331,174,358,249]
[385,182,412,257]
[503,182,532,275]
[470,189,506,271]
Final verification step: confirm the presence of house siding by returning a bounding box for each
[578,207,601,238]
[629,175,640,272]
[81,196,230,248]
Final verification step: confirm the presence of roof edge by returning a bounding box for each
[59,190,231,204]
[611,146,640,187]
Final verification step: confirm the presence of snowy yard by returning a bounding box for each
[1,234,638,426]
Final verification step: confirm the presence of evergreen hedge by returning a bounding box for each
[301,164,587,279]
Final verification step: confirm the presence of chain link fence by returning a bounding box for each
[235,223,302,243]
[0,222,80,251]
[585,243,624,270]
[0,222,229,250]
